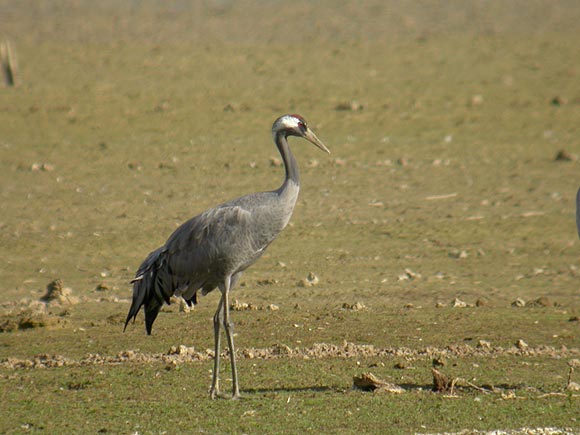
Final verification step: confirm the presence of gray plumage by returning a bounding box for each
[124,114,329,399]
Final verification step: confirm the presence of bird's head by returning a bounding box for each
[272,114,330,154]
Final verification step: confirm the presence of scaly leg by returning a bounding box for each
[209,296,224,399]
[222,277,241,399]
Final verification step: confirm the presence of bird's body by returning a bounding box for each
[124,114,329,399]
[130,183,299,331]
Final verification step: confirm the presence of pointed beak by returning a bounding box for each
[303,128,331,154]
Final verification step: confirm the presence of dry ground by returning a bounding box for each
[1,1,580,434]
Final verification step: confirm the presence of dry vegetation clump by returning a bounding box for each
[352,372,405,393]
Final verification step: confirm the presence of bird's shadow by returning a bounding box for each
[241,385,342,396]
[240,382,527,396]
[241,383,436,396]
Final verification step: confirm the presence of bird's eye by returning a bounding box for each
[298,121,307,132]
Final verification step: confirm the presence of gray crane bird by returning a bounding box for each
[124,114,330,399]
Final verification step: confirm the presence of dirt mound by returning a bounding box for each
[0,310,67,332]
[40,279,79,305]
[0,279,77,332]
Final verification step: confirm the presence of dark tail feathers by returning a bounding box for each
[124,247,171,335]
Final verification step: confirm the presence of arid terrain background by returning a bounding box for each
[1,1,580,434]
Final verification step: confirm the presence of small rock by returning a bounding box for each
[167,344,195,356]
[432,357,446,367]
[298,272,319,287]
[306,159,319,168]
[165,360,179,371]
[568,359,580,369]
[475,298,487,307]
[448,249,468,259]
[95,283,110,292]
[532,267,545,276]
[399,268,421,281]
[256,278,278,286]
[435,302,446,308]
[231,300,250,311]
[342,302,366,311]
[554,150,573,161]
[469,94,484,107]
[241,410,256,417]
[223,102,250,112]
[477,340,491,349]
[335,101,363,111]
[30,162,55,172]
[431,272,446,280]
[551,96,566,106]
[515,339,528,350]
[179,299,192,313]
[511,298,526,307]
[269,157,282,167]
[153,100,170,112]
[267,304,279,311]
[452,298,468,308]
[528,296,554,307]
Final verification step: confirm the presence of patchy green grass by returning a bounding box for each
[1,356,578,434]
[1,302,579,433]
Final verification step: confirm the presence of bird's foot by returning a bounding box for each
[209,389,243,400]
[209,386,221,400]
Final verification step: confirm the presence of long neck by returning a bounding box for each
[275,132,300,189]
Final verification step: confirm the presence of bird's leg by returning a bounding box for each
[209,296,224,399]
[222,279,241,399]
